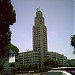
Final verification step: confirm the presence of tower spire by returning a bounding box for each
[37,8,38,11]
[37,7,40,11]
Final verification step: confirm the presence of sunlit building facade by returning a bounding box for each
[16,8,67,67]
[32,8,48,66]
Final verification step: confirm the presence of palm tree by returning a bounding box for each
[71,35,75,54]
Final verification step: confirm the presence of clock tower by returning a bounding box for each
[33,8,48,66]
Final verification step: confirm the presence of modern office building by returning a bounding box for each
[16,8,67,67]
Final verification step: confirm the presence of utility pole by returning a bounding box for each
[38,63,39,75]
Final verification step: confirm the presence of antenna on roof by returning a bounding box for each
[37,8,38,11]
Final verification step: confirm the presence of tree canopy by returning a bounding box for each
[70,35,75,54]
[0,0,17,72]
[0,0,16,25]
[0,43,19,72]
[43,58,58,68]
[71,35,75,48]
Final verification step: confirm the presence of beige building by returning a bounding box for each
[33,8,48,66]
[18,51,67,67]
[45,52,67,66]
[18,51,39,66]
[16,8,67,67]
[33,8,48,52]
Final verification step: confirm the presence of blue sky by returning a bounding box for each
[10,0,75,62]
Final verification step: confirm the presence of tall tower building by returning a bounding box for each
[16,8,67,69]
[33,8,48,66]
[33,8,48,53]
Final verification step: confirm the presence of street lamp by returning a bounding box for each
[38,63,39,75]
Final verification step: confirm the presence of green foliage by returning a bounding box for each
[0,73,3,75]
[43,58,58,68]
[5,43,19,58]
[11,68,17,74]
[0,0,16,25]
[0,43,19,72]
[70,35,75,54]
[15,64,34,73]
[40,66,51,73]
[9,63,15,67]
[71,35,75,48]
[0,0,16,70]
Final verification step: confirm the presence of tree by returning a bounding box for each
[43,58,58,71]
[0,43,19,72]
[0,0,16,68]
[11,68,17,74]
[71,35,75,54]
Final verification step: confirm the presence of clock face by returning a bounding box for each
[36,19,39,22]
[35,17,44,25]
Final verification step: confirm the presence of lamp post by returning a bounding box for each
[38,63,39,75]
[38,53,40,75]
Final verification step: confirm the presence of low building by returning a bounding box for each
[3,60,16,73]
[18,51,40,66]
[45,52,67,66]
[17,51,67,67]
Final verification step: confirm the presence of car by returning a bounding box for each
[52,67,75,75]
[44,70,72,75]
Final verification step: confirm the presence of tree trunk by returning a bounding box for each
[0,24,10,72]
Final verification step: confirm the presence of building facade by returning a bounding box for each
[18,51,39,66]
[44,52,67,66]
[18,51,67,67]
[33,8,48,66]
[33,8,48,52]
[16,8,67,67]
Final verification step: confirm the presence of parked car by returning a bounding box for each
[43,70,72,75]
